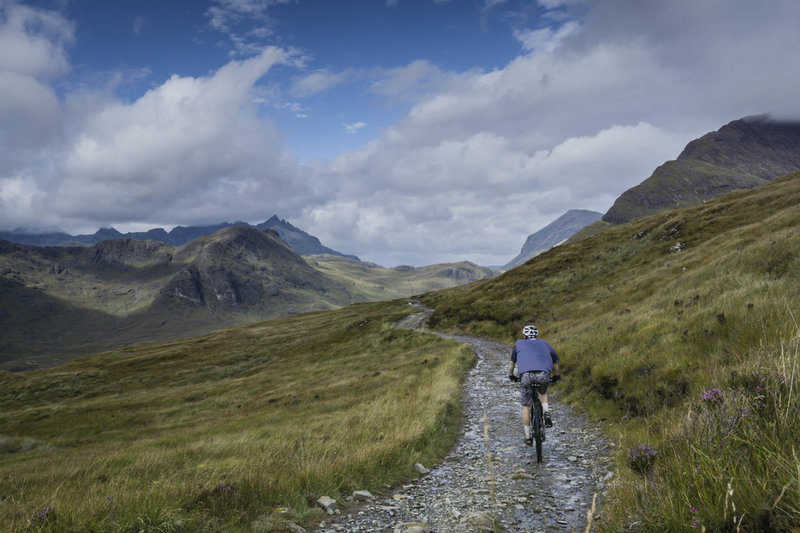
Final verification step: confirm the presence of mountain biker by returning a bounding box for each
[507,325,560,446]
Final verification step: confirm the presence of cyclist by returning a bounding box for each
[507,325,560,446]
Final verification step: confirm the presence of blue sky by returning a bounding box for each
[55,0,532,160]
[2,0,800,266]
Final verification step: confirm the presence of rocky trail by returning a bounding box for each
[313,307,615,533]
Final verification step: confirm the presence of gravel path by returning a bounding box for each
[313,307,615,533]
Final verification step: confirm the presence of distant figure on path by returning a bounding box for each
[507,325,560,446]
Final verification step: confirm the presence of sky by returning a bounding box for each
[1,0,800,266]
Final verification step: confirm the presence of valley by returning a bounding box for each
[0,227,496,370]
[1,118,800,531]
[1,171,798,531]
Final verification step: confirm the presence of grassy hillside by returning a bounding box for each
[0,300,473,531]
[564,219,614,245]
[423,172,800,531]
[306,254,496,301]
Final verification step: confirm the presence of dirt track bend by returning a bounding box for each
[314,305,614,533]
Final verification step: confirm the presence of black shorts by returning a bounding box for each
[519,371,550,406]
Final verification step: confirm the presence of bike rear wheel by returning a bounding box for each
[533,406,543,463]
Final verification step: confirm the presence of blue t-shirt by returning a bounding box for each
[511,338,559,374]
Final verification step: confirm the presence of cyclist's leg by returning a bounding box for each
[533,374,553,427]
[519,375,535,444]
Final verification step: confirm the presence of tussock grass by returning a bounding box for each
[0,301,473,531]
[423,172,800,530]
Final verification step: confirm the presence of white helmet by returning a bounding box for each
[522,325,538,338]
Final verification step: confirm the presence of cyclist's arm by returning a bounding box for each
[552,362,560,377]
[508,360,516,377]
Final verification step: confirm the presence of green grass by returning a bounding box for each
[609,340,800,531]
[0,300,474,531]
[422,172,800,531]
[4,173,800,531]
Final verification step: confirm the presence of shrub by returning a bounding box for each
[627,444,657,473]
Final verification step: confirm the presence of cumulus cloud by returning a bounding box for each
[302,122,684,265]
[296,0,800,265]
[0,1,73,174]
[513,20,580,52]
[0,40,311,232]
[4,0,800,267]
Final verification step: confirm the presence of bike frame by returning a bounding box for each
[531,393,545,463]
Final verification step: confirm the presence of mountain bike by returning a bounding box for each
[511,373,557,463]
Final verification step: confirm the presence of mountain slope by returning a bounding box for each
[257,215,359,259]
[0,226,494,369]
[307,254,496,300]
[0,227,360,369]
[603,116,800,223]
[503,209,602,270]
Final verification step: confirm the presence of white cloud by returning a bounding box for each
[290,69,353,98]
[0,44,313,232]
[0,2,72,175]
[513,21,580,53]
[343,122,367,134]
[0,1,74,79]
[295,0,800,265]
[4,0,800,268]
[206,0,291,55]
[301,122,684,265]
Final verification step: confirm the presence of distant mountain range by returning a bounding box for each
[0,215,359,261]
[503,209,602,270]
[603,116,800,224]
[503,116,800,271]
[0,226,494,370]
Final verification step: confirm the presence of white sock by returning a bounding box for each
[524,425,531,439]
[542,402,549,413]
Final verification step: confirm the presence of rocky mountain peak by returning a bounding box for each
[602,116,800,224]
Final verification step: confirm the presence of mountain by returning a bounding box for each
[307,254,497,300]
[0,226,361,370]
[257,215,359,259]
[0,215,358,260]
[0,225,495,370]
[502,209,602,270]
[603,115,800,224]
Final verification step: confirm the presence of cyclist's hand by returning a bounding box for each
[508,374,519,383]
[550,374,561,383]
